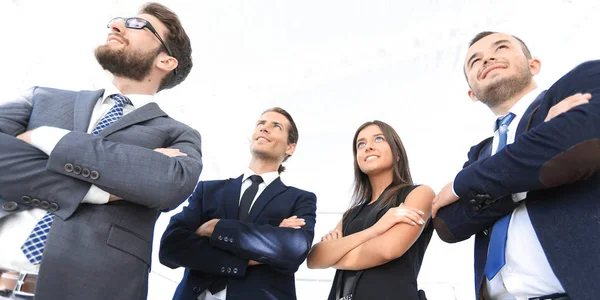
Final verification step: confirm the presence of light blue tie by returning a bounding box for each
[484,112,516,280]
[21,94,131,265]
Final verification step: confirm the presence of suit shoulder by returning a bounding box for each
[285,186,316,199]
[546,59,600,96]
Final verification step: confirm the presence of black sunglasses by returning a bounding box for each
[107,17,178,75]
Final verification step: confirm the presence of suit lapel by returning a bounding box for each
[99,103,168,137]
[73,89,104,132]
[516,91,546,135]
[223,176,243,220]
[246,177,287,222]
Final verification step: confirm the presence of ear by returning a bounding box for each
[156,53,178,73]
[468,89,479,102]
[285,143,297,157]
[529,58,541,76]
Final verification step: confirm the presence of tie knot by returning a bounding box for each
[110,94,132,107]
[495,112,516,131]
[248,175,263,184]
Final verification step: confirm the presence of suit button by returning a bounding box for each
[40,201,50,209]
[221,267,225,273]
[73,165,82,175]
[484,199,493,205]
[2,202,18,212]
[90,171,99,180]
[21,196,32,204]
[82,168,90,178]
[230,238,235,243]
[218,235,223,241]
[475,194,491,201]
[31,199,41,207]
[233,268,238,274]
[192,286,201,294]
[227,267,231,273]
[224,237,229,242]
[469,199,477,205]
[49,203,59,211]
[64,163,74,173]
[483,229,489,236]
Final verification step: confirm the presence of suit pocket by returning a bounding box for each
[106,224,152,266]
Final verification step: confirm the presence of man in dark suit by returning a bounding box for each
[0,3,202,300]
[431,31,599,300]
[159,107,317,300]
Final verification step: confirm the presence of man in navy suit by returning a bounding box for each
[159,107,317,300]
[431,31,600,300]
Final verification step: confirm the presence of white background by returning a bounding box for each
[1,0,599,299]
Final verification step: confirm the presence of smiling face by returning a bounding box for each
[464,33,540,108]
[95,13,170,81]
[250,111,296,163]
[355,124,394,177]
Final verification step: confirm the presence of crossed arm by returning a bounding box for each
[159,182,317,277]
[306,186,434,270]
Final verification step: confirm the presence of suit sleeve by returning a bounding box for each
[454,60,600,203]
[434,138,520,243]
[45,126,203,212]
[0,88,90,219]
[209,191,317,274]
[159,182,249,278]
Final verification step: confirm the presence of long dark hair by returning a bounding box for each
[345,120,413,216]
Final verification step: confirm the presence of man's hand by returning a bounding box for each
[545,93,591,122]
[248,260,262,266]
[16,130,34,144]
[432,182,460,218]
[195,219,220,237]
[154,148,187,157]
[279,216,305,229]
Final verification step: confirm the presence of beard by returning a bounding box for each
[471,63,532,108]
[94,42,160,81]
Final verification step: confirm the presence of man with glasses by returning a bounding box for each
[0,3,201,300]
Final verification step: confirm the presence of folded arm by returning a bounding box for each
[333,186,434,270]
[209,192,317,274]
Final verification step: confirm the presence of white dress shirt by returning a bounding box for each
[0,85,154,272]
[484,88,566,300]
[198,169,279,300]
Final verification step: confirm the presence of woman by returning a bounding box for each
[306,120,434,300]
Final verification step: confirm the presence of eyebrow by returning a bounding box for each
[466,39,512,69]
[356,133,384,143]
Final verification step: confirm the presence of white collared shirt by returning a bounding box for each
[0,85,154,273]
[199,169,280,300]
[484,88,566,299]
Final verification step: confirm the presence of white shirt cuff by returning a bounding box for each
[81,185,110,204]
[29,126,70,156]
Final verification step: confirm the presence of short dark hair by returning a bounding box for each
[140,3,192,92]
[262,107,298,173]
[469,31,532,59]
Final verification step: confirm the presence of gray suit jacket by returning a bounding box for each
[0,87,203,300]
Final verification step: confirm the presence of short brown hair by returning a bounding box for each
[469,31,532,59]
[140,3,192,91]
[262,107,298,173]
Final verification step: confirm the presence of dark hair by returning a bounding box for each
[262,107,299,173]
[346,120,413,215]
[140,2,192,92]
[469,31,532,59]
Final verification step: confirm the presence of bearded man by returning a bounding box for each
[431,31,600,300]
[0,3,202,300]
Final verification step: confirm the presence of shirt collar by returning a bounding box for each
[492,87,540,130]
[243,168,279,187]
[101,84,155,109]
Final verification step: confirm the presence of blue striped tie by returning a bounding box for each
[484,112,516,280]
[21,94,131,265]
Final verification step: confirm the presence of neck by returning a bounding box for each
[113,76,158,95]
[490,82,538,115]
[248,157,280,175]
[368,170,393,204]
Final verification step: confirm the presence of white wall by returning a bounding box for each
[2,0,599,299]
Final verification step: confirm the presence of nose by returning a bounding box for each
[483,56,496,66]
[109,19,126,35]
[259,125,269,133]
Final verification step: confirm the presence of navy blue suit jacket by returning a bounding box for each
[434,60,600,300]
[159,175,317,300]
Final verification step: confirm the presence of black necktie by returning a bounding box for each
[238,175,264,221]
[208,175,264,295]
